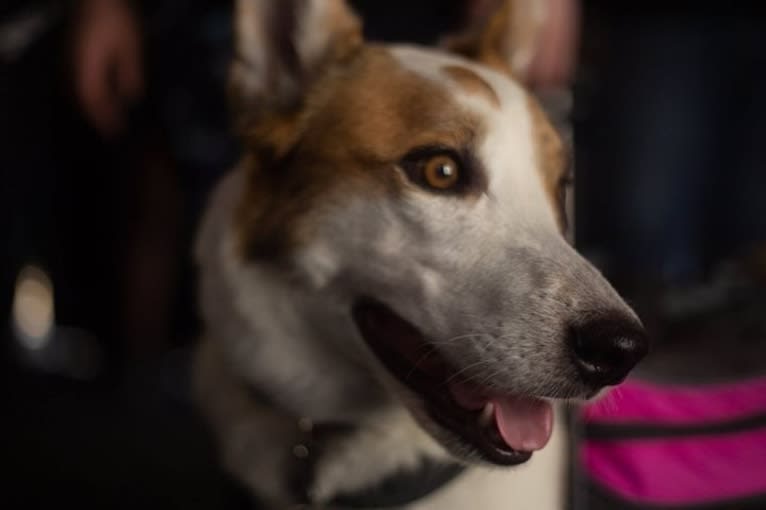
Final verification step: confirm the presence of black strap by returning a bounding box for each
[288,421,465,508]
[585,412,766,441]
[328,458,465,509]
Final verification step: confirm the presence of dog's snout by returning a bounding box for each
[569,315,648,387]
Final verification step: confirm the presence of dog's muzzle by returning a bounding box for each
[351,297,648,467]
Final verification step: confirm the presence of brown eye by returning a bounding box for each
[400,147,474,194]
[423,155,460,190]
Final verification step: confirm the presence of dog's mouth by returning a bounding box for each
[352,298,553,466]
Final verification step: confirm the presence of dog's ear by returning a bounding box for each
[231,0,362,123]
[442,0,546,82]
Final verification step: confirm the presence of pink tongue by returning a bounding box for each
[492,396,554,452]
[449,382,555,452]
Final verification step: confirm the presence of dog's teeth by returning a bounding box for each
[478,403,494,427]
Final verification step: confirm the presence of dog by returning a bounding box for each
[193,1,648,508]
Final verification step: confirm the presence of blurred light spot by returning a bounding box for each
[12,265,54,350]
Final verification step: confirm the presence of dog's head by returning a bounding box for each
[231,0,647,466]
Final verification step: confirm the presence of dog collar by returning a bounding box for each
[247,385,465,508]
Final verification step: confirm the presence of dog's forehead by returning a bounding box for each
[387,45,559,227]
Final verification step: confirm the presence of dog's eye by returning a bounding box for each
[423,155,460,190]
[401,150,464,192]
[400,147,477,194]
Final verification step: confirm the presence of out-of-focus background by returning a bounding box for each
[1,1,765,508]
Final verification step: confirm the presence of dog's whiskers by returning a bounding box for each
[442,359,495,386]
[472,366,508,391]
[404,332,489,381]
[430,332,488,346]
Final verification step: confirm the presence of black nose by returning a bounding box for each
[570,315,648,387]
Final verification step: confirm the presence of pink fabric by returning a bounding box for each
[583,376,766,425]
[583,428,766,505]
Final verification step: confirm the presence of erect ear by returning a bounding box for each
[231,0,362,123]
[442,0,547,81]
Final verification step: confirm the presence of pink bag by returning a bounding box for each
[579,376,766,509]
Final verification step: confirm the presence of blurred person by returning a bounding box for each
[72,0,143,138]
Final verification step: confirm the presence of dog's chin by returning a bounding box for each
[351,298,564,467]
